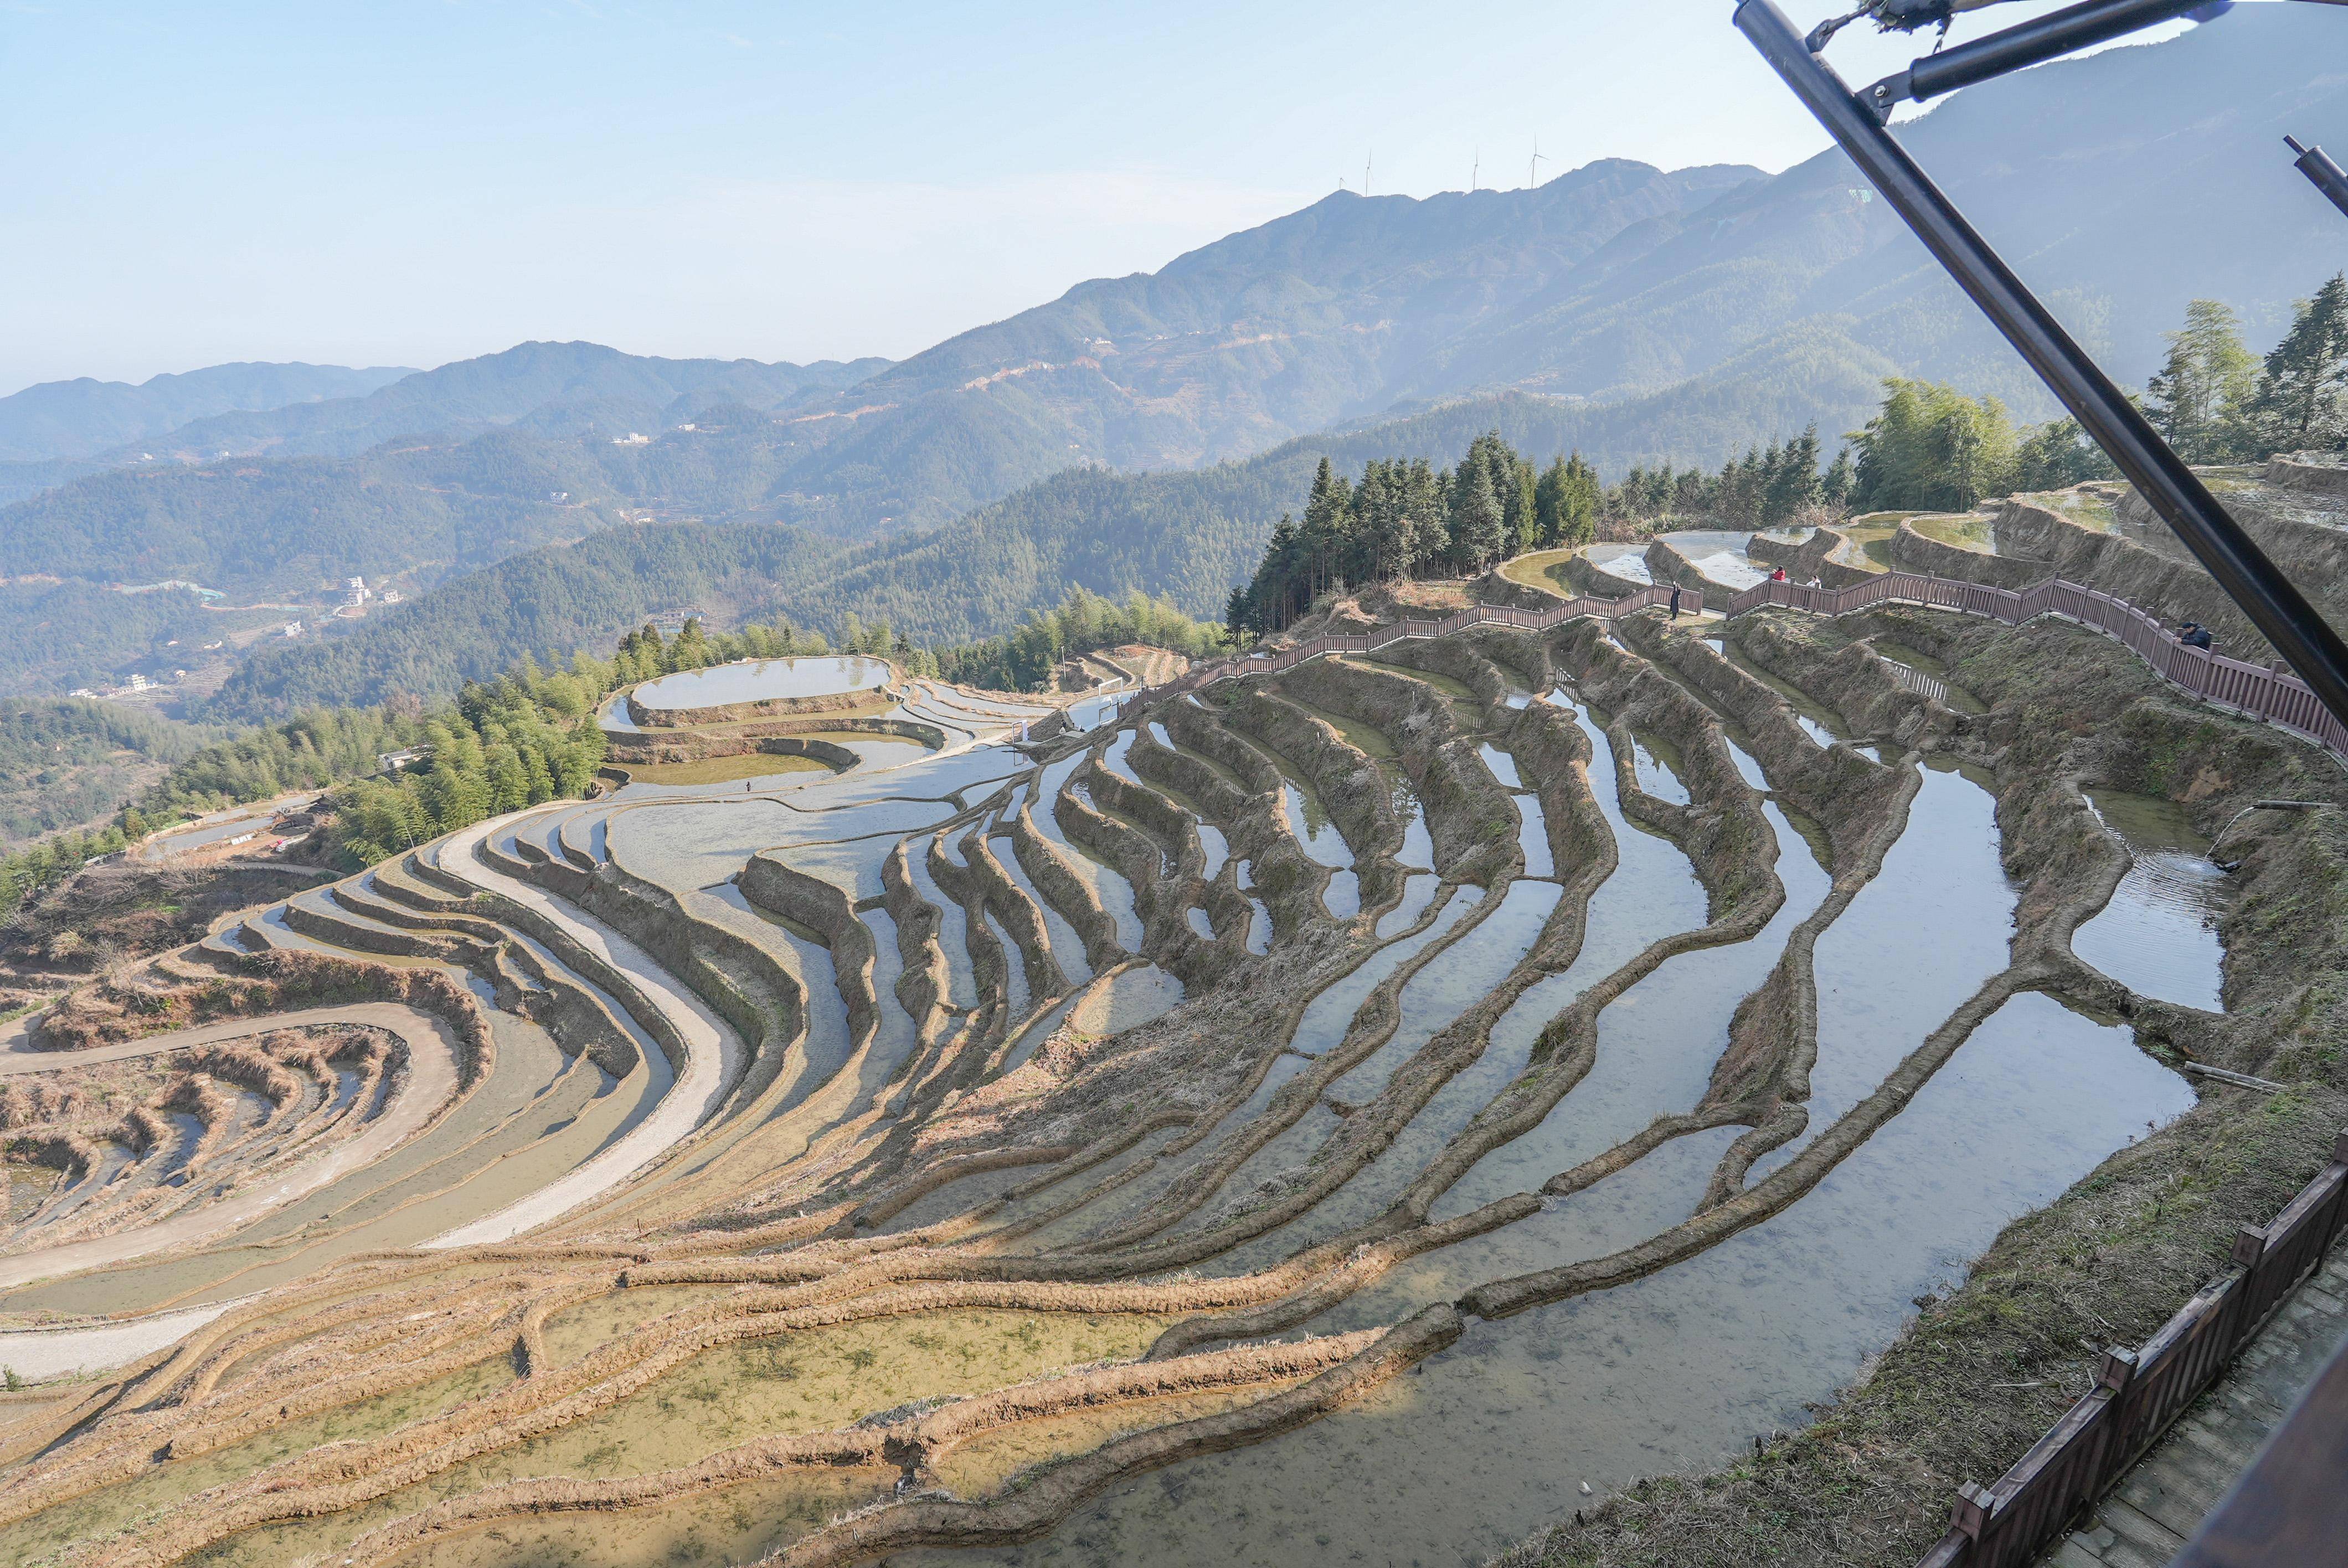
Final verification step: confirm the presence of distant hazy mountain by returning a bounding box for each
[744,2,2345,534]
[133,341,895,462]
[12,3,2347,706]
[0,360,413,464]
[200,385,1889,718]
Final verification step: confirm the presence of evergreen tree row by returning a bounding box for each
[1224,428,1836,635]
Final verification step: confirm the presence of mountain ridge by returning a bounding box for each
[0,360,414,465]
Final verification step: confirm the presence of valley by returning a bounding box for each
[4,471,2342,1564]
[5,6,2348,1564]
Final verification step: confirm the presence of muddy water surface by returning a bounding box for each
[630,654,890,713]
[911,999,2190,1568]
[2071,788,2229,1012]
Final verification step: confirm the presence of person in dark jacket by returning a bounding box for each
[1669,586,1683,618]
[2179,621,2215,651]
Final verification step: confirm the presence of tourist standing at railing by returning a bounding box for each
[2180,621,2215,651]
[1770,566,1787,583]
[1669,586,1683,619]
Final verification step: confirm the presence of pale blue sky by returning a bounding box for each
[1,0,2196,393]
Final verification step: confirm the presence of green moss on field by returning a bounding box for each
[1909,513,1994,553]
[1501,549,1580,597]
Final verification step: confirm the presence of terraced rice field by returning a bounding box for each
[0,623,2222,1568]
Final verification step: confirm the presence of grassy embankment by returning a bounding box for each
[1492,608,2348,1568]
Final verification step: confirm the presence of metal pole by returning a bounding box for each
[1868,0,2212,118]
[1734,0,2348,736]
[2287,135,2348,220]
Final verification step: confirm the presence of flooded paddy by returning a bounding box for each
[630,654,892,714]
[2072,788,2231,1011]
[0,608,2220,1568]
[1662,527,1768,590]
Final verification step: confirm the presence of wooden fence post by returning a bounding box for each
[2093,1348,2139,1497]
[2233,1225,2269,1271]
[1951,1481,1992,1541]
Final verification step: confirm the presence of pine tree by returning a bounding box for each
[1820,447,1856,513]
[2247,273,2348,456]
[1300,457,1355,600]
[1451,463,1507,570]
[1762,426,1823,524]
[2144,298,2258,463]
[1400,460,1446,576]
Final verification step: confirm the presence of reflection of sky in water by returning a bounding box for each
[1437,801,1811,1219]
[1629,735,1690,804]
[1245,896,1273,955]
[990,833,1093,987]
[1196,823,1229,881]
[1327,880,1563,1106]
[1377,873,1440,938]
[920,997,2189,1568]
[1395,788,1435,869]
[1750,759,2015,1183]
[1024,796,1144,952]
[1585,543,1654,585]
[1324,869,1361,921]
[1282,783,1353,868]
[904,835,976,1008]
[1517,790,1554,877]
[1662,528,1766,591]
[2071,789,2229,1012]
[632,654,889,711]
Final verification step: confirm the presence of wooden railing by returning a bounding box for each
[1915,1132,2348,1568]
[1719,570,2348,761]
[1141,564,2347,766]
[1128,562,2346,1565]
[1885,659,1950,706]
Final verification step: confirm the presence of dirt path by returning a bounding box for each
[0,1003,464,1291]
[0,1298,249,1383]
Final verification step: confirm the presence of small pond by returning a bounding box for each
[2071,788,2231,1012]
[1661,528,1768,591]
[1584,543,1654,585]
[631,655,892,714]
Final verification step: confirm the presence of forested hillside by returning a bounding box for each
[197,393,1629,716]
[152,364,2131,722]
[0,430,622,600]
[125,340,892,463]
[0,360,411,464]
[0,699,218,849]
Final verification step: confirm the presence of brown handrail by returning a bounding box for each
[1916,1131,2348,1568]
[1119,567,2346,766]
[1717,571,2348,761]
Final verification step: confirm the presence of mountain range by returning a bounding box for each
[3,1,2343,711]
[0,361,413,465]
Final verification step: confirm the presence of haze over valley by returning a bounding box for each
[6,8,2348,1568]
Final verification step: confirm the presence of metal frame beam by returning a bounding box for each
[1735,0,2348,736]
